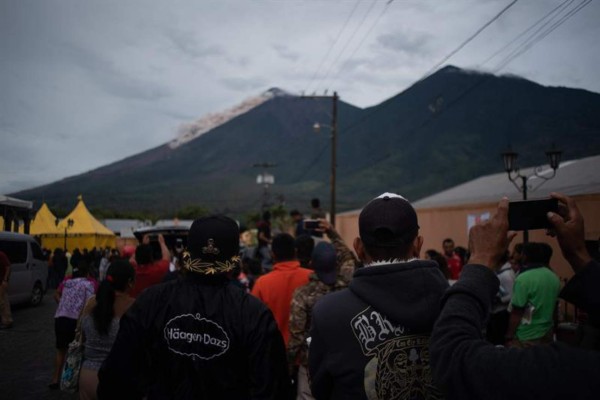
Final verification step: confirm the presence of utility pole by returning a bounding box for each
[330,92,338,227]
[305,91,339,226]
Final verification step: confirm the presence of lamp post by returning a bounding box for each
[310,91,338,226]
[501,145,562,243]
[56,218,74,252]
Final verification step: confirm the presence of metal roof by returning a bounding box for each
[413,155,600,209]
[0,195,32,209]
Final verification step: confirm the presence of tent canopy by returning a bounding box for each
[58,195,115,236]
[45,195,116,252]
[26,203,62,235]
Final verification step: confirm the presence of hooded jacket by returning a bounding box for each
[97,275,290,399]
[309,259,448,400]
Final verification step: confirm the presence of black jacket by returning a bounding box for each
[97,275,290,399]
[430,262,600,400]
[309,259,449,399]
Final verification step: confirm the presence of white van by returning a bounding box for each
[0,232,48,306]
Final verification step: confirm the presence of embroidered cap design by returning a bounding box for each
[202,239,220,255]
[182,251,240,275]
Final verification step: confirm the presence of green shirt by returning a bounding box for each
[511,266,560,341]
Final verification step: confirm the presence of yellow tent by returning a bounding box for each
[46,196,116,252]
[18,203,61,234]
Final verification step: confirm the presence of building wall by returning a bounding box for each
[335,194,600,281]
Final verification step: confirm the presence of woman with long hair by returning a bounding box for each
[78,260,135,400]
[50,261,95,389]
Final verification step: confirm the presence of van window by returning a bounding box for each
[0,240,28,263]
[31,242,45,261]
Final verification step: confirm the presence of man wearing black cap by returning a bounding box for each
[288,241,350,400]
[309,193,448,400]
[98,215,290,399]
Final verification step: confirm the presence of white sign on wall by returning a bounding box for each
[467,212,491,235]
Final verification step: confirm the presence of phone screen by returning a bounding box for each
[303,220,320,230]
[508,198,558,231]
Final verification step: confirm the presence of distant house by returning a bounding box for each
[155,219,194,229]
[335,155,600,280]
[103,219,149,239]
[102,219,194,249]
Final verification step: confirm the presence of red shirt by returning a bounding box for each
[251,260,312,346]
[130,259,170,298]
[446,253,463,280]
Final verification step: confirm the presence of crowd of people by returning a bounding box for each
[4,192,597,399]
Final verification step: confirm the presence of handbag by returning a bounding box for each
[60,318,84,393]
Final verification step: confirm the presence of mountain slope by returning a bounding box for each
[12,66,600,216]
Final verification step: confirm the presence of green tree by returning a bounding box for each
[175,205,209,220]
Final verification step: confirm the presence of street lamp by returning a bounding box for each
[501,145,562,242]
[309,91,338,226]
[56,218,74,252]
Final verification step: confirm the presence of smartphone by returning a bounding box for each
[175,238,184,253]
[508,198,558,231]
[303,219,321,230]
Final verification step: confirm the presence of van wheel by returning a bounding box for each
[30,283,43,306]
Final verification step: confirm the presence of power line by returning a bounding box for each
[314,0,379,92]
[326,0,564,139]
[327,0,395,91]
[418,0,518,82]
[491,0,578,70]
[304,0,361,94]
[479,0,574,67]
[293,141,331,182]
[492,0,592,71]
[299,0,589,181]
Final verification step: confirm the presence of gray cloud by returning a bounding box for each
[1,0,599,195]
[377,30,433,57]
[220,76,268,92]
[165,29,224,60]
[272,44,300,62]
[63,43,172,101]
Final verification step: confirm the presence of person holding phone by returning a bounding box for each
[130,234,170,298]
[430,193,600,399]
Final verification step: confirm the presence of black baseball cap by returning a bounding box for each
[359,193,419,248]
[186,215,240,273]
[311,242,337,285]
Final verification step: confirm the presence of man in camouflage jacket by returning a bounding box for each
[288,220,359,399]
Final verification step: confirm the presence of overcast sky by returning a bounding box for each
[2,0,599,195]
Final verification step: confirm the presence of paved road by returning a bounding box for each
[0,289,77,400]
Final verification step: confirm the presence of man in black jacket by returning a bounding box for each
[309,193,448,399]
[98,215,290,399]
[430,193,600,399]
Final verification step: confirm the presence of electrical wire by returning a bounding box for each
[314,0,379,93]
[293,0,591,185]
[304,0,362,95]
[325,0,582,138]
[313,0,521,140]
[492,0,592,71]
[293,141,331,183]
[491,0,580,70]
[479,0,574,67]
[417,0,518,82]
[327,0,395,91]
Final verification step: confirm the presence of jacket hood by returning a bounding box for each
[349,259,449,333]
